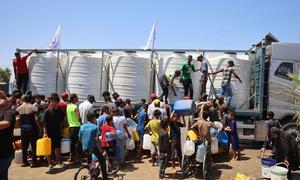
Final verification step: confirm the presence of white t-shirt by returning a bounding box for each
[113,115,127,133]
[79,100,94,124]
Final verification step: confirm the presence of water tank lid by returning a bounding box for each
[124,51,136,53]
[78,50,96,54]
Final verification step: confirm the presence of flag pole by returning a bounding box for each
[55,49,60,93]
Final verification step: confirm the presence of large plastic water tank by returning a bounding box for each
[157,52,186,104]
[206,52,250,109]
[28,53,67,97]
[66,52,103,101]
[109,52,151,102]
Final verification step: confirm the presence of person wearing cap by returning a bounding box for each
[158,70,181,104]
[180,55,199,100]
[13,49,37,94]
[58,92,69,112]
[147,93,158,118]
[79,95,95,124]
[209,60,242,106]
[149,99,166,120]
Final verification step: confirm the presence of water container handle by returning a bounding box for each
[275,162,289,168]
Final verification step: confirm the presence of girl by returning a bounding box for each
[225,111,240,161]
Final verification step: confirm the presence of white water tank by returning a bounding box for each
[109,52,151,102]
[28,53,67,97]
[206,52,251,109]
[157,52,186,104]
[66,52,103,101]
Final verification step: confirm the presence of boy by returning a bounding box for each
[134,104,148,158]
[97,106,109,134]
[78,113,108,180]
[145,109,162,166]
[43,95,65,172]
[159,120,170,179]
[169,111,185,172]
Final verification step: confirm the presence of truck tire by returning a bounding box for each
[281,122,300,143]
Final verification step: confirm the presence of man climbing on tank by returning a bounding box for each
[13,49,37,94]
[209,60,242,106]
[180,55,198,100]
[197,54,209,96]
[158,70,181,104]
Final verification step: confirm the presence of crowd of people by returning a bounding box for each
[0,87,245,180]
[0,52,298,180]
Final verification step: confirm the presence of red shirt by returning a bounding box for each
[58,101,68,112]
[13,57,29,74]
[101,124,116,147]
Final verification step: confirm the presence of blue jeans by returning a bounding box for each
[0,156,13,180]
[221,83,233,104]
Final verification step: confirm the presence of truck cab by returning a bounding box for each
[236,34,300,143]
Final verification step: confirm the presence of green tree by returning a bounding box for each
[0,68,11,83]
[288,72,300,124]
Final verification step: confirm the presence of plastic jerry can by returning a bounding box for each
[60,138,71,154]
[173,100,196,116]
[14,149,23,164]
[36,138,51,156]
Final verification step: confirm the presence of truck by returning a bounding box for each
[234,33,300,144]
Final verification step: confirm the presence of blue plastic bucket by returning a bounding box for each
[217,131,229,145]
[261,158,276,178]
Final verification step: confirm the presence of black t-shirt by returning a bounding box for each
[0,109,16,158]
[159,129,170,153]
[170,121,184,140]
[44,107,65,138]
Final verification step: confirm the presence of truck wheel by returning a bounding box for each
[281,123,300,143]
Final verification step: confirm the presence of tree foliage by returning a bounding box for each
[0,68,11,82]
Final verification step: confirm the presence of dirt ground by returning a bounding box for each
[8,147,300,180]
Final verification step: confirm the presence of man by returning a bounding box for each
[79,113,108,180]
[123,99,133,119]
[103,96,117,114]
[112,92,119,104]
[58,92,69,112]
[0,91,19,180]
[209,60,242,106]
[147,93,158,118]
[13,49,37,94]
[261,111,281,157]
[66,93,81,163]
[159,70,181,104]
[197,55,209,96]
[79,95,95,124]
[43,95,65,172]
[16,93,42,167]
[181,55,198,99]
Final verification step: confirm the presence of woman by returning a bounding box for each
[270,127,299,180]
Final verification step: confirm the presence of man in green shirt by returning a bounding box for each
[181,55,197,99]
[67,93,81,163]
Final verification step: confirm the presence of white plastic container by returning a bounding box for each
[60,138,71,154]
[142,134,152,150]
[28,53,67,97]
[270,163,288,180]
[110,52,151,102]
[66,52,103,101]
[157,52,186,104]
[205,52,251,109]
[14,149,23,164]
[211,137,219,154]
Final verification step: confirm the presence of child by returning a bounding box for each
[169,111,185,172]
[134,104,148,159]
[78,113,108,180]
[145,109,162,166]
[43,95,65,172]
[159,120,170,179]
[224,111,240,161]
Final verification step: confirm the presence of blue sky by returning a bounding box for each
[1,0,300,67]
